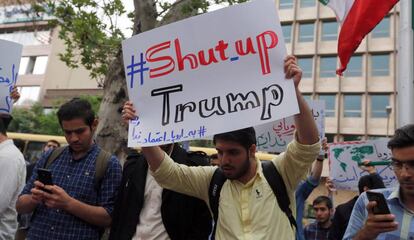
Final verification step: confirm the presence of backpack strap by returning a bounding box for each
[94,149,111,192]
[44,146,111,192]
[261,160,297,230]
[44,147,66,168]
[208,168,227,240]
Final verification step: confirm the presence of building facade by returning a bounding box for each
[277,0,398,142]
[0,2,102,108]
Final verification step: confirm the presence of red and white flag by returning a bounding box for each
[319,0,399,75]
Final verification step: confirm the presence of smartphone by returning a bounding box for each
[37,168,53,193]
[366,191,391,215]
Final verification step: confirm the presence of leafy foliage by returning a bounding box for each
[9,103,63,135]
[31,0,248,84]
[8,95,102,135]
[32,0,126,86]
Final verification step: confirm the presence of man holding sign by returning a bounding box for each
[123,56,320,239]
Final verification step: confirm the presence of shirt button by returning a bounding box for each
[51,226,54,231]
[56,209,59,213]
[67,175,70,178]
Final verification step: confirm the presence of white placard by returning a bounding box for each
[122,0,298,147]
[254,100,325,153]
[329,139,397,191]
[0,39,22,114]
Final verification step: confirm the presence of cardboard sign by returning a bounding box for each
[0,39,22,114]
[122,0,298,147]
[255,100,325,153]
[329,139,397,191]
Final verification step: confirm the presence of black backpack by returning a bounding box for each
[208,160,297,239]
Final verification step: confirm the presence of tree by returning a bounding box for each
[28,0,245,160]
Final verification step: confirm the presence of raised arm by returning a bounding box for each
[284,56,319,145]
[310,138,328,180]
[122,101,169,171]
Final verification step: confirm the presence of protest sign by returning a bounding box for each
[255,100,325,153]
[0,39,22,114]
[329,138,397,191]
[122,0,298,147]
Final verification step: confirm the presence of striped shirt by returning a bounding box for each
[21,144,122,240]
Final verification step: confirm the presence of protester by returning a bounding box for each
[343,124,414,239]
[16,98,122,240]
[328,159,385,240]
[296,138,327,240]
[0,114,26,240]
[123,55,320,239]
[15,139,62,240]
[304,196,333,240]
[109,124,212,239]
[43,139,60,153]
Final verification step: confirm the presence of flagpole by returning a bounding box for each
[397,0,414,127]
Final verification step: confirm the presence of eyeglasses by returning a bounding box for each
[390,159,414,173]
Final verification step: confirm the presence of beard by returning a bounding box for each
[221,155,251,180]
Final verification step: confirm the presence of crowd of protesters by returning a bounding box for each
[0,56,413,240]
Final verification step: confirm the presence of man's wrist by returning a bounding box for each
[63,196,76,212]
[316,155,324,161]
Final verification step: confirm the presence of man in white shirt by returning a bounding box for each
[0,114,26,240]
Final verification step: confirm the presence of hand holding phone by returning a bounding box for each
[366,191,391,215]
[37,168,53,194]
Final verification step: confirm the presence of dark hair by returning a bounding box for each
[57,98,95,126]
[313,196,333,209]
[387,124,414,150]
[0,114,12,135]
[47,139,61,147]
[213,127,256,150]
[210,153,218,159]
[358,174,385,194]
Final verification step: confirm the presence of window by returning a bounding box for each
[368,135,387,140]
[282,24,292,43]
[320,56,337,78]
[343,135,363,141]
[344,55,362,77]
[0,30,51,46]
[18,56,48,75]
[325,134,335,143]
[321,21,338,41]
[298,23,314,42]
[303,94,312,101]
[371,54,390,76]
[279,0,294,9]
[371,95,390,118]
[300,0,315,8]
[298,57,313,78]
[344,95,362,118]
[372,16,390,38]
[32,56,48,74]
[19,57,29,75]
[318,94,336,117]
